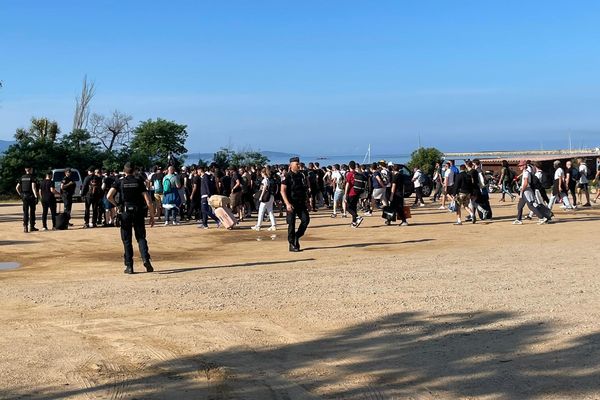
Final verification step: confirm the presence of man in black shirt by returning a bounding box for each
[453,164,474,225]
[389,164,408,226]
[83,169,103,228]
[61,168,76,216]
[281,157,310,252]
[39,171,58,230]
[187,166,202,221]
[108,163,155,274]
[16,166,39,233]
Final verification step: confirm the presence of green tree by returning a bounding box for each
[407,147,443,175]
[14,117,60,143]
[129,119,188,168]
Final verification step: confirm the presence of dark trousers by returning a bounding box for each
[22,195,37,228]
[568,183,577,206]
[287,203,310,245]
[201,198,219,226]
[84,196,102,225]
[62,193,73,215]
[347,195,360,222]
[120,210,150,268]
[41,199,57,229]
[391,195,406,222]
[414,186,424,205]
[187,197,201,220]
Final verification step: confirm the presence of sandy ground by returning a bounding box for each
[1,195,599,400]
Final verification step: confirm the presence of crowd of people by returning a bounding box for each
[15,156,600,233]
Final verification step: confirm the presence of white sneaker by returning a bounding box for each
[164,221,169,226]
[438,206,446,210]
[537,217,548,225]
[267,226,276,231]
[355,216,364,228]
[454,221,462,225]
[512,220,523,225]
[251,225,261,231]
[419,203,425,207]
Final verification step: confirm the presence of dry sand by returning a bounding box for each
[0,196,599,399]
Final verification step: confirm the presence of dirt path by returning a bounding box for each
[1,197,599,399]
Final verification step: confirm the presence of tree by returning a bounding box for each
[212,147,270,169]
[72,75,96,131]
[14,117,60,143]
[129,118,188,168]
[90,110,133,152]
[407,147,443,175]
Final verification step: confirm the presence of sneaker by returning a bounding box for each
[342,213,348,218]
[216,222,222,229]
[438,206,446,210]
[267,226,276,231]
[124,266,133,274]
[42,227,48,231]
[331,213,337,218]
[537,217,548,225]
[355,216,364,228]
[143,260,154,272]
[583,203,592,207]
[512,219,523,225]
[525,215,532,220]
[351,222,358,228]
[482,210,489,220]
[454,221,462,225]
[465,215,472,222]
[29,227,39,232]
[251,225,261,231]
[419,203,425,207]
[363,211,372,216]
[400,221,408,226]
[164,221,169,226]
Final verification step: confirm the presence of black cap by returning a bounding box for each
[289,156,300,163]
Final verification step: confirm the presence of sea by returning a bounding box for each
[185,153,411,166]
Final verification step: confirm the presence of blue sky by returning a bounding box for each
[1,0,600,155]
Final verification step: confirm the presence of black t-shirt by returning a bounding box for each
[191,175,202,199]
[391,172,404,198]
[40,179,55,201]
[103,176,115,194]
[231,172,242,193]
[88,175,103,198]
[62,175,76,195]
[468,169,481,195]
[20,174,37,195]
[284,171,308,204]
[221,175,231,196]
[112,175,147,208]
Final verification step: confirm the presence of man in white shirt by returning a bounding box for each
[440,161,455,210]
[577,158,591,207]
[513,160,547,225]
[412,167,425,207]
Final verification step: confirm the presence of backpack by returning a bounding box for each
[540,171,553,189]
[418,171,427,184]
[380,171,390,186]
[153,176,163,194]
[353,172,367,194]
[571,167,580,182]
[268,177,278,195]
[336,172,346,191]
[162,177,172,194]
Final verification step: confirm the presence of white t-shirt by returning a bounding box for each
[579,165,589,184]
[444,168,455,186]
[331,170,343,192]
[522,167,533,192]
[413,170,422,188]
[380,169,391,188]
[554,168,564,181]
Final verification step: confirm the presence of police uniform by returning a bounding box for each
[112,174,153,274]
[283,167,310,251]
[19,173,38,232]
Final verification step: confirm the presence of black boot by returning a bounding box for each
[124,265,133,274]
[295,238,301,251]
[23,226,28,233]
[289,243,300,252]
[143,260,154,272]
[30,226,39,232]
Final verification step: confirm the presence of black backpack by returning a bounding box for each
[540,172,553,189]
[353,172,367,194]
[571,167,580,182]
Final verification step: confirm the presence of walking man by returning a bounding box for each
[281,157,310,252]
[107,163,155,274]
[16,166,39,233]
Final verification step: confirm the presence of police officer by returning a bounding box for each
[107,163,155,274]
[281,157,310,252]
[16,166,39,233]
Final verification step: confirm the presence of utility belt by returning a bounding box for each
[121,202,141,214]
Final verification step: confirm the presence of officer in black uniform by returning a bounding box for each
[16,166,39,233]
[281,157,310,252]
[107,163,155,274]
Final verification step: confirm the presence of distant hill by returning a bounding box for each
[0,140,15,153]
